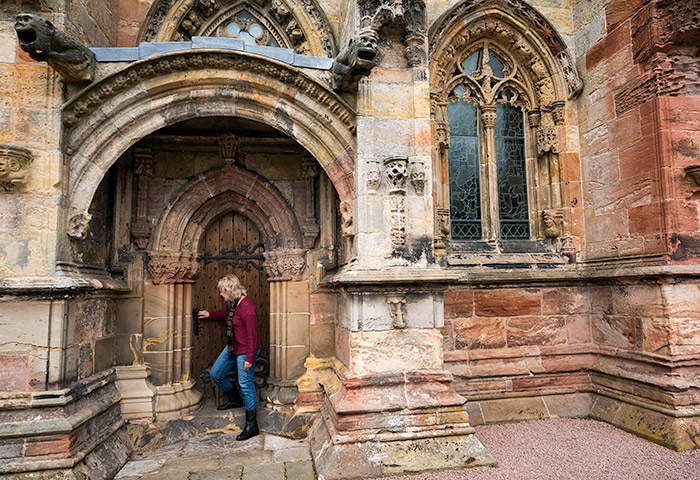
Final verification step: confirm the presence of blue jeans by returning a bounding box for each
[210,347,260,411]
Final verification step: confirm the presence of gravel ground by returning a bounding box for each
[371,418,700,480]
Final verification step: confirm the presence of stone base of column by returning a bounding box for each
[309,370,496,479]
[0,371,133,479]
[154,381,202,420]
[260,380,317,439]
[115,365,158,421]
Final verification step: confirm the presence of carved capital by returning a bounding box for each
[527,110,541,129]
[383,157,408,194]
[0,143,33,190]
[435,121,450,153]
[263,249,306,282]
[15,14,95,82]
[542,209,564,238]
[386,295,407,329]
[147,251,201,284]
[549,100,566,126]
[67,209,92,239]
[536,127,560,156]
[481,105,497,128]
[410,163,426,196]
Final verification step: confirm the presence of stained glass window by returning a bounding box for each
[224,11,278,47]
[495,99,529,239]
[447,87,481,240]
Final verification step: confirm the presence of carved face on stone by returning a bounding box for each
[542,210,562,238]
[352,35,378,70]
[15,14,54,54]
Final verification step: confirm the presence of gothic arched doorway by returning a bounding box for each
[192,211,270,404]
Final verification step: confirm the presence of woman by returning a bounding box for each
[198,274,262,441]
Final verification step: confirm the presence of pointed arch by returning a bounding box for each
[140,0,337,57]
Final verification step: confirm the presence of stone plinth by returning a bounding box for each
[309,370,496,479]
[115,365,158,420]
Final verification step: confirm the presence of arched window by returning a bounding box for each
[443,42,533,241]
[430,2,582,253]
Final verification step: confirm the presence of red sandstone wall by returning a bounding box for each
[580,0,700,263]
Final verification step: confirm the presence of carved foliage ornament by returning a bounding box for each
[147,251,201,284]
[263,249,306,281]
[383,156,408,194]
[15,14,96,82]
[218,133,240,164]
[536,126,559,156]
[0,143,33,191]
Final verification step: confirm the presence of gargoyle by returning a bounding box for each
[15,13,95,82]
[332,34,378,92]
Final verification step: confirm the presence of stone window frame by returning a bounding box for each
[429,2,582,254]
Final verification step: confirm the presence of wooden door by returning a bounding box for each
[192,212,269,402]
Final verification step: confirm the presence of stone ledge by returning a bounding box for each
[91,38,334,71]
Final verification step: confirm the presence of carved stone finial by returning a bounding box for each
[332,35,378,91]
[15,14,96,82]
[536,127,560,157]
[218,133,240,164]
[67,209,92,239]
[383,157,408,194]
[542,209,564,238]
[0,143,33,191]
[386,296,407,329]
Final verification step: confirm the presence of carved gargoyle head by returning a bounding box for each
[352,34,378,71]
[15,13,54,60]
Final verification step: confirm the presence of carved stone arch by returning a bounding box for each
[140,0,337,57]
[429,0,582,103]
[61,50,355,249]
[147,165,305,283]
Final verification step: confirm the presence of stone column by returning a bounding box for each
[144,251,202,419]
[480,104,500,241]
[263,249,310,412]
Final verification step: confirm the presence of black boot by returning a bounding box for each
[236,409,259,441]
[217,388,243,410]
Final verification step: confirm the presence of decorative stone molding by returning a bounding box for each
[67,209,92,239]
[0,143,33,191]
[383,157,408,194]
[429,0,582,100]
[480,105,497,129]
[15,14,96,82]
[536,126,559,157]
[301,157,318,178]
[542,209,564,238]
[358,0,427,67]
[437,207,450,237]
[141,0,337,57]
[386,295,407,329]
[62,51,356,135]
[527,110,541,129]
[389,195,407,257]
[147,251,201,284]
[114,365,158,420]
[332,35,378,91]
[263,248,306,281]
[410,163,426,196]
[218,133,240,164]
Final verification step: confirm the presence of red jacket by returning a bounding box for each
[209,296,262,364]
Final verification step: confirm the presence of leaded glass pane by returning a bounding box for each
[489,54,505,78]
[496,103,529,239]
[462,51,480,76]
[447,101,481,240]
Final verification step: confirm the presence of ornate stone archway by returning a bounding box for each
[61,49,355,244]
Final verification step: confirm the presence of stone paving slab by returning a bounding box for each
[115,431,315,480]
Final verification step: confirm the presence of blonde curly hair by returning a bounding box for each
[217,274,247,300]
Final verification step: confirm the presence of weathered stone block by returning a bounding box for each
[348,329,442,374]
[475,289,541,317]
[592,315,636,349]
[454,317,506,350]
[480,396,550,423]
[506,316,567,347]
[0,354,28,392]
